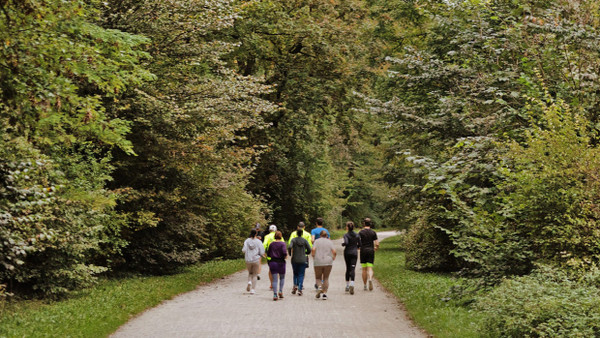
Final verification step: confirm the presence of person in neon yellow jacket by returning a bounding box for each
[263,224,278,289]
[263,224,278,252]
[288,221,312,249]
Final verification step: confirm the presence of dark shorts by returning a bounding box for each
[360,249,375,266]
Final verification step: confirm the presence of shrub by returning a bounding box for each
[0,141,124,296]
[404,213,457,272]
[476,267,600,337]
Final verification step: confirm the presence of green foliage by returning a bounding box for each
[228,0,386,231]
[375,0,600,278]
[476,266,600,337]
[502,94,600,272]
[0,0,150,296]
[0,0,151,152]
[403,214,457,272]
[99,0,274,272]
[0,139,126,296]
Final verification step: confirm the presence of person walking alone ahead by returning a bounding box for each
[341,221,360,295]
[358,218,379,291]
[242,229,265,295]
[288,229,311,296]
[312,230,336,300]
[267,231,287,301]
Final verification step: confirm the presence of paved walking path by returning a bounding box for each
[112,231,426,337]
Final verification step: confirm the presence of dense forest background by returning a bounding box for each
[3,0,600,335]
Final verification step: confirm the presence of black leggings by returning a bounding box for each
[344,253,358,281]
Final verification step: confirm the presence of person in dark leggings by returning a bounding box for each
[341,221,360,295]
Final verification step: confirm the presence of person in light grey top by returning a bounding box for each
[311,230,336,300]
[242,229,265,294]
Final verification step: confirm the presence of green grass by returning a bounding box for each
[375,235,485,337]
[0,259,245,337]
[329,229,346,240]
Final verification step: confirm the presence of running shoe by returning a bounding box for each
[368,279,373,291]
[314,283,318,290]
[273,294,278,301]
[278,292,284,299]
[322,294,328,300]
[250,289,255,295]
[257,275,261,280]
[364,284,367,291]
[349,285,354,295]
[247,281,252,292]
[292,286,297,294]
[316,288,322,299]
[298,290,303,296]
[345,285,349,293]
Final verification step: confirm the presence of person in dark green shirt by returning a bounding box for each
[288,229,311,296]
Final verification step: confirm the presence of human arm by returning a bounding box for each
[374,239,380,251]
[311,245,316,258]
[330,241,337,260]
[341,234,348,247]
[282,243,288,259]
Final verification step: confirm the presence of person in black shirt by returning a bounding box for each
[341,221,360,295]
[358,218,379,291]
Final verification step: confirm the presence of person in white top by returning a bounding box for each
[311,230,336,300]
[242,229,265,294]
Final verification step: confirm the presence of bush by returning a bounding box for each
[501,96,600,272]
[0,141,124,296]
[476,267,600,337]
[404,214,457,272]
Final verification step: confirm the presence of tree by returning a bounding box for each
[99,0,276,272]
[0,0,150,295]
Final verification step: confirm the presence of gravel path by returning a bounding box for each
[111,231,426,337]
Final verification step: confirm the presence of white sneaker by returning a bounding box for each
[250,289,255,295]
[247,281,252,292]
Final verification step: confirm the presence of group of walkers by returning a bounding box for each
[241,217,379,301]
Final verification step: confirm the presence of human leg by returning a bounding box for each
[272,272,279,293]
[249,262,260,290]
[321,265,332,294]
[246,262,254,285]
[314,266,324,288]
[344,253,351,282]
[297,263,306,291]
[314,266,324,298]
[257,257,262,280]
[348,254,357,282]
[278,274,285,298]
[292,263,298,288]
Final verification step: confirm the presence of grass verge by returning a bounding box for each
[0,259,245,337]
[375,235,484,337]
